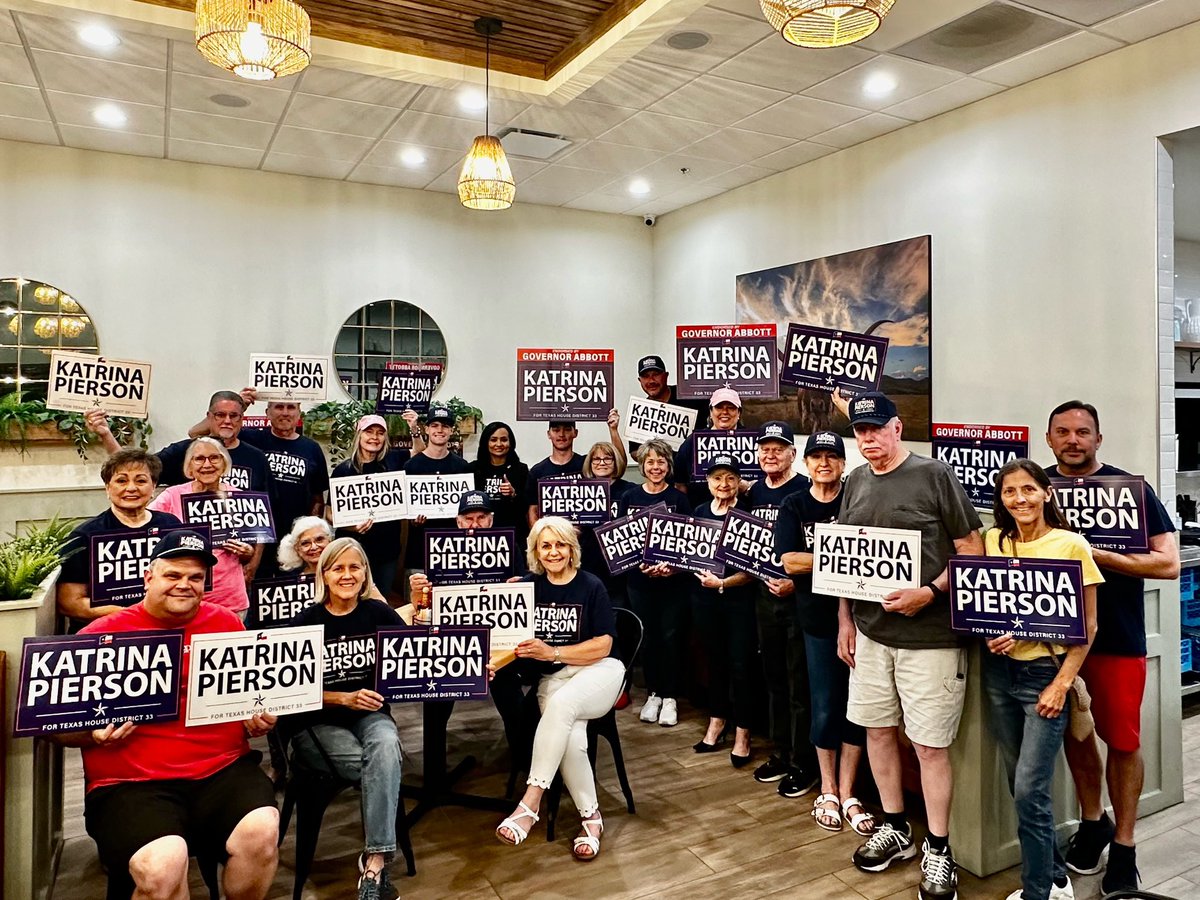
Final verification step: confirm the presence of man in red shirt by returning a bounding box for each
[53,530,279,900]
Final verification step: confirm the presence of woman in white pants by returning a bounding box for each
[495,516,625,860]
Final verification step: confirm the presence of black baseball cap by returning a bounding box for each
[847,392,898,426]
[149,529,218,567]
[548,419,576,429]
[638,355,667,375]
[756,420,794,445]
[457,490,494,514]
[804,431,846,457]
[705,453,739,476]
[426,407,454,426]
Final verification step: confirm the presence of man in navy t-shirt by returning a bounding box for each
[237,399,329,539]
[526,420,585,527]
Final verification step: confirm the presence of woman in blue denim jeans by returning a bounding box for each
[984,459,1102,900]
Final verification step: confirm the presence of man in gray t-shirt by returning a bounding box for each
[833,392,983,900]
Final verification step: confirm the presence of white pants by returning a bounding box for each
[528,657,625,818]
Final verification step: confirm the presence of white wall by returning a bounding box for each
[0,141,654,456]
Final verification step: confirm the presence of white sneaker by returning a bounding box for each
[1050,878,1074,900]
[658,698,678,727]
[639,693,661,723]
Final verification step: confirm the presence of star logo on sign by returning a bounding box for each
[253,694,265,707]
[856,580,866,591]
[561,405,569,413]
[466,570,475,580]
[93,703,108,717]
[426,680,438,692]
[752,560,761,570]
[92,398,102,407]
[1011,617,1025,631]
[825,376,835,386]
[284,389,294,399]
[723,381,732,388]
[971,487,981,499]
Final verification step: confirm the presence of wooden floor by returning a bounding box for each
[54,698,1200,900]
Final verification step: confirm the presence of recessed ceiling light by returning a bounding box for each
[92,103,127,127]
[629,178,651,196]
[863,72,898,98]
[79,24,120,49]
[458,89,487,112]
[210,93,250,108]
[666,30,711,51]
[400,148,426,167]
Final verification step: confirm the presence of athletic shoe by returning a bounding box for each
[753,754,789,783]
[658,697,678,727]
[918,839,958,900]
[1101,843,1140,894]
[357,871,381,900]
[1050,877,1075,900]
[1064,812,1114,875]
[851,822,917,872]
[777,767,819,799]
[638,693,662,723]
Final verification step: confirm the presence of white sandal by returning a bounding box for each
[811,793,842,832]
[572,815,604,860]
[496,801,539,846]
[841,797,876,836]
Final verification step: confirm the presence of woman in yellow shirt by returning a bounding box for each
[985,458,1101,900]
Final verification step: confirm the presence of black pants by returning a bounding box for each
[693,585,758,730]
[756,588,815,768]
[628,574,690,699]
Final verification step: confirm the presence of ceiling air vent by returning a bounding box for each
[496,127,573,160]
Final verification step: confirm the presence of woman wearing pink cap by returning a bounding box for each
[673,387,744,508]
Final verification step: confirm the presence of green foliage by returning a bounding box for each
[0,516,79,601]
[443,397,484,424]
[0,391,52,453]
[0,395,152,459]
[304,396,485,463]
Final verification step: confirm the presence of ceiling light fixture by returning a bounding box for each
[629,179,651,196]
[458,90,487,112]
[863,71,898,97]
[400,148,427,167]
[79,24,121,49]
[760,0,895,48]
[195,0,311,81]
[457,17,515,211]
[92,103,128,127]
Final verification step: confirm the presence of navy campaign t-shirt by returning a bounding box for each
[239,429,329,536]
[330,449,410,566]
[1045,462,1174,657]
[693,498,756,603]
[156,437,273,493]
[471,458,530,536]
[617,484,690,592]
[746,473,811,524]
[402,451,472,568]
[522,569,619,675]
[775,489,843,637]
[526,453,586,512]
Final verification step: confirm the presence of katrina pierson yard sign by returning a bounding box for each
[404,473,474,519]
[248,354,329,402]
[14,631,183,737]
[375,625,490,702]
[623,396,698,451]
[182,492,276,544]
[949,557,1087,643]
[932,423,1029,510]
[716,507,787,582]
[642,510,723,575]
[594,504,663,576]
[516,348,614,421]
[690,430,764,482]
[46,350,151,418]
[431,582,535,655]
[89,523,213,607]
[1050,475,1149,552]
[675,324,779,399]
[376,363,440,415]
[811,523,921,601]
[329,471,409,528]
[185,625,324,725]
[249,573,316,628]
[538,477,612,526]
[424,529,517,585]
[779,324,889,396]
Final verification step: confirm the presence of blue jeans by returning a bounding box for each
[982,652,1069,900]
[291,712,403,858]
[804,631,865,750]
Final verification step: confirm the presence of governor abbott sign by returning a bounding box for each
[516,348,613,421]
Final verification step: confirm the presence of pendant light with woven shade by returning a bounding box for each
[760,0,895,49]
[458,17,515,211]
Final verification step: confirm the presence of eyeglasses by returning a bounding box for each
[592,456,615,464]
[299,536,330,550]
[192,454,223,464]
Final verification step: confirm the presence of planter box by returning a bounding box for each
[3,422,69,445]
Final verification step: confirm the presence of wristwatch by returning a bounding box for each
[553,647,562,663]
[718,579,725,594]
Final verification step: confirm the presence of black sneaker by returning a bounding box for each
[753,754,789,783]
[777,767,819,798]
[1064,812,1114,875]
[919,839,958,900]
[852,822,917,872]
[1101,842,1140,894]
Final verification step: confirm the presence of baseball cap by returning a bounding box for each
[803,431,846,458]
[457,490,494,515]
[426,407,455,426]
[847,392,898,427]
[638,355,667,375]
[356,414,387,432]
[149,529,218,567]
[709,387,742,408]
[705,453,739,476]
[756,421,794,445]
[548,419,576,429]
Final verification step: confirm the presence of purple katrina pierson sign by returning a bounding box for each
[675,323,779,400]
[690,430,763,483]
[780,323,890,397]
[424,528,517,585]
[516,348,614,421]
[1049,475,1149,553]
[375,625,490,702]
[932,422,1029,510]
[324,632,377,689]
[949,556,1087,644]
[248,573,316,628]
[716,507,786,582]
[90,523,213,607]
[642,510,722,575]
[594,504,663,576]
[538,477,612,526]
[14,631,183,737]
[376,364,439,415]
[182,491,276,544]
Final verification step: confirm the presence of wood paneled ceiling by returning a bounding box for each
[133,0,652,79]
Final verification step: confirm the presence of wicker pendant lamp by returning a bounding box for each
[760,0,895,48]
[458,17,515,211]
[195,0,311,81]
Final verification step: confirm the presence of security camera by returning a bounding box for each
[643,214,657,227]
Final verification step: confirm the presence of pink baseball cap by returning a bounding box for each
[356,414,388,432]
[709,387,742,408]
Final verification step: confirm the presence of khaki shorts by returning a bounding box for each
[846,629,967,749]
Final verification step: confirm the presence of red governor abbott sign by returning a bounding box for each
[516,348,614,421]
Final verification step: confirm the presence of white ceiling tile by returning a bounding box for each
[576,58,695,109]
[638,6,774,74]
[18,13,167,68]
[421,163,465,195]
[0,114,58,144]
[515,165,616,205]
[170,72,291,123]
[557,139,662,173]
[884,76,1003,121]
[647,74,786,126]
[632,152,735,190]
[702,164,775,191]
[597,110,715,152]
[0,43,37,87]
[59,123,162,157]
[562,192,640,214]
[170,108,275,149]
[856,0,995,52]
[506,157,547,182]
[802,56,959,111]
[347,163,437,190]
[270,125,373,160]
[405,84,529,125]
[0,82,47,120]
[506,98,637,141]
[975,31,1125,86]
[296,66,420,108]
[1093,0,1200,43]
[262,152,354,179]
[0,10,19,44]
[283,92,398,138]
[681,127,796,164]
[706,0,767,19]
[358,140,462,173]
[734,95,865,140]
[628,181,727,214]
[711,35,874,93]
[33,50,165,105]
[384,109,481,151]
[168,137,262,168]
[754,140,836,171]
[809,112,909,149]
[1017,0,1150,27]
[48,91,162,135]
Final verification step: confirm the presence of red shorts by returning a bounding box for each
[1078,653,1146,753]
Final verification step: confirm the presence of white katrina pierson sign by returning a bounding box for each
[623,396,698,450]
[404,474,474,519]
[248,354,329,402]
[46,350,151,418]
[431,582,535,655]
[329,471,409,528]
[811,523,921,602]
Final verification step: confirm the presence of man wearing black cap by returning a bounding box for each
[526,420,585,526]
[835,393,983,900]
[401,405,472,584]
[55,530,280,900]
[629,355,707,454]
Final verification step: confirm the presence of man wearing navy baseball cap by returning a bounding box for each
[401,404,473,582]
[629,354,707,454]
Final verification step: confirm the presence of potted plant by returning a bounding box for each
[0,516,78,602]
[0,393,152,458]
